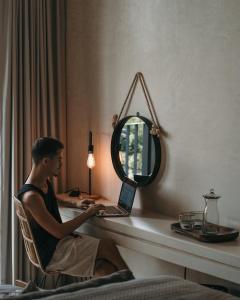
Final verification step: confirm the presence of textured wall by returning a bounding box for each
[66,0,240,228]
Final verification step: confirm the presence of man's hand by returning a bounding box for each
[86,204,105,217]
[70,232,82,238]
[79,199,95,210]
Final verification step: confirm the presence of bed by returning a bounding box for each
[1,270,238,299]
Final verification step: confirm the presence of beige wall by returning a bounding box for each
[66,0,240,228]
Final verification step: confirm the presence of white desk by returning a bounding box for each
[60,206,240,285]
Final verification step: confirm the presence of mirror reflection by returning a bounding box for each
[119,117,155,181]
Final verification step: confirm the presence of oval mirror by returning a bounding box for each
[111,115,161,186]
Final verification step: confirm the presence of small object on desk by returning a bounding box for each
[171,222,239,243]
[68,190,80,197]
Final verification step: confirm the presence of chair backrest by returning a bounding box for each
[13,195,45,273]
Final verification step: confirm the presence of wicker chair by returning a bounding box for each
[14,196,64,287]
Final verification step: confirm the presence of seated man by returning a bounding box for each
[18,137,130,278]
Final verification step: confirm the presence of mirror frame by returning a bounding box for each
[111,115,161,186]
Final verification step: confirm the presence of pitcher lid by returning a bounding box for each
[203,188,221,199]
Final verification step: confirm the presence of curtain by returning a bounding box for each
[0,0,66,284]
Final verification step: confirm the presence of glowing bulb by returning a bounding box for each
[87,153,96,169]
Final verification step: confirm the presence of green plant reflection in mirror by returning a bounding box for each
[119,117,155,181]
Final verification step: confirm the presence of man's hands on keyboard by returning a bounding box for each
[79,199,95,210]
[79,199,106,217]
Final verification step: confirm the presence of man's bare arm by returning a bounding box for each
[22,191,104,239]
[56,194,95,210]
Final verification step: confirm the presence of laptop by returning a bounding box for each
[96,178,137,217]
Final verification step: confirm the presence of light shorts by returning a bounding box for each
[46,234,100,277]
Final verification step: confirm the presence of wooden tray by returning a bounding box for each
[171,222,239,243]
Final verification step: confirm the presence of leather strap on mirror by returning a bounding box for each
[113,72,165,138]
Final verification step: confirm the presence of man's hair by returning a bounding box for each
[32,137,64,164]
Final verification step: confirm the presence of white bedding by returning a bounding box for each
[35,276,238,300]
[0,285,22,298]
[1,274,239,299]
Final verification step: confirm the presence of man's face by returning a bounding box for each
[46,149,63,177]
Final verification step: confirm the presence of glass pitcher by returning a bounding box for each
[203,189,220,234]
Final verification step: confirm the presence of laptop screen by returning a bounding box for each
[118,179,137,213]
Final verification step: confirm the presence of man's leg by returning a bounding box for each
[94,259,117,276]
[94,239,129,275]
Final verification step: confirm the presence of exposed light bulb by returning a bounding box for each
[87,153,96,169]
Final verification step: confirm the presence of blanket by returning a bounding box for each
[1,270,238,300]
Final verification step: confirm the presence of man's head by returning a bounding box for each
[32,137,64,176]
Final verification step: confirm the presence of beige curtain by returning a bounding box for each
[0,0,66,283]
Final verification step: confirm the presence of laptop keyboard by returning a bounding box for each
[104,206,123,214]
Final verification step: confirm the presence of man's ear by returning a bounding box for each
[42,157,50,166]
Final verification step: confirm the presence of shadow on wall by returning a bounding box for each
[138,133,167,212]
[67,2,103,192]
[138,133,183,216]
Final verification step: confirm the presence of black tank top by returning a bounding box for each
[18,181,62,268]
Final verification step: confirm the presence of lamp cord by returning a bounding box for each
[88,169,92,196]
